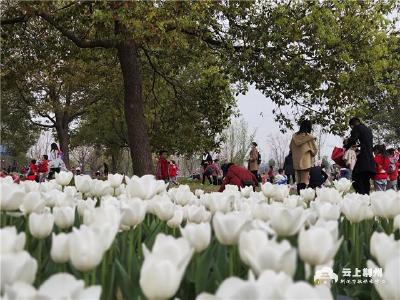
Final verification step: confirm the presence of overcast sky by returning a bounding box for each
[236,86,342,162]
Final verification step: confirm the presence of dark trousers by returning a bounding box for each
[202,173,212,184]
[287,174,295,184]
[48,167,61,180]
[352,172,372,195]
[212,175,218,185]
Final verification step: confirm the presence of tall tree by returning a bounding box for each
[1,1,251,175]
[1,18,113,168]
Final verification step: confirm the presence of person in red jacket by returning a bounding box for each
[38,154,49,182]
[219,163,258,192]
[168,160,179,186]
[26,159,38,182]
[156,150,169,182]
[373,145,390,191]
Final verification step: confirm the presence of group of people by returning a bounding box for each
[155,150,180,185]
[23,143,66,182]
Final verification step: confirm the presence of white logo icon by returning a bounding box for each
[314,267,339,285]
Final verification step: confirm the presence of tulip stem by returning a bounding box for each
[309,265,315,285]
[37,239,43,284]
[128,229,134,278]
[229,246,235,276]
[351,222,360,268]
[91,268,97,285]
[84,272,90,287]
[137,224,142,259]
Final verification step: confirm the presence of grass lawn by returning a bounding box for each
[177,178,221,193]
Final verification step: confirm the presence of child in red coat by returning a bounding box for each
[373,145,390,191]
[26,159,38,182]
[156,150,169,182]
[38,155,49,182]
[168,160,179,186]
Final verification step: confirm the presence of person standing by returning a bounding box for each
[201,151,213,184]
[373,145,390,191]
[168,160,179,186]
[248,142,260,180]
[156,150,169,182]
[342,142,357,179]
[48,143,65,179]
[387,148,399,190]
[283,151,295,184]
[344,117,375,195]
[290,120,318,194]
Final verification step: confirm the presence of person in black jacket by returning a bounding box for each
[309,161,328,189]
[344,117,375,195]
[283,151,295,184]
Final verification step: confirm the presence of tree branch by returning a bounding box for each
[38,12,116,49]
[0,15,30,25]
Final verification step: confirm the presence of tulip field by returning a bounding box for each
[1,172,399,299]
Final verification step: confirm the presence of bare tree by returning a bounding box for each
[70,146,94,172]
[220,118,256,166]
[27,130,52,160]
[314,125,328,160]
[266,133,292,168]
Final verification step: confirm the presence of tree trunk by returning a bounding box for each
[117,40,153,176]
[55,122,70,169]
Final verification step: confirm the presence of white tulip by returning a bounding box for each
[167,209,184,228]
[272,185,290,202]
[41,189,64,207]
[181,222,211,253]
[108,173,124,188]
[51,233,70,263]
[84,205,120,251]
[213,211,248,245]
[29,211,54,239]
[239,229,297,276]
[76,198,97,217]
[305,209,318,226]
[0,251,37,292]
[394,214,400,232]
[314,219,339,241]
[283,195,303,208]
[195,189,204,198]
[370,231,400,268]
[311,200,341,221]
[39,181,61,193]
[300,188,316,202]
[208,193,233,213]
[22,180,40,193]
[53,206,75,229]
[4,282,37,300]
[370,190,400,219]
[121,198,147,227]
[283,282,333,300]
[252,203,270,221]
[186,205,210,223]
[153,200,175,221]
[341,193,373,223]
[298,226,342,266]
[371,256,400,300]
[316,187,343,204]
[20,191,46,214]
[169,185,195,206]
[140,234,193,300]
[0,183,25,211]
[91,179,112,197]
[197,270,293,300]
[0,226,25,254]
[269,205,306,237]
[126,175,163,200]
[261,182,275,198]
[38,273,101,300]
[74,175,92,194]
[240,186,253,198]
[68,226,105,272]
[333,178,353,193]
[55,171,73,186]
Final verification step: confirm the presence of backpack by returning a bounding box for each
[331,147,346,168]
[257,152,262,165]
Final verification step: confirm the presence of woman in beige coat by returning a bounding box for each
[290,120,318,194]
[248,142,260,178]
